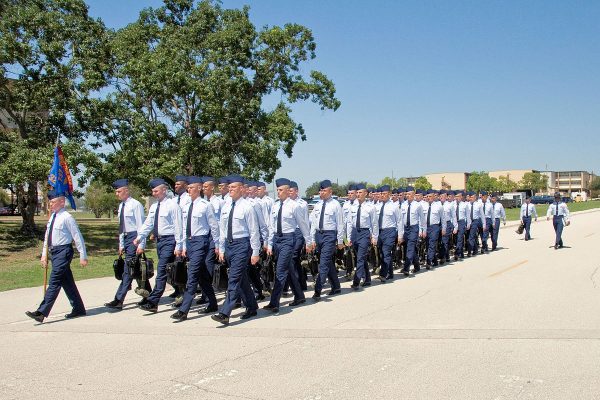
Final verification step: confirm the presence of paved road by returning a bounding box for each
[1,210,599,400]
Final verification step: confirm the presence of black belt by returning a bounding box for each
[227,236,249,244]
[316,230,335,234]
[157,234,174,240]
[379,227,396,232]
[356,228,370,232]
[49,243,72,251]
[123,231,137,238]
[275,232,295,237]
[188,234,209,240]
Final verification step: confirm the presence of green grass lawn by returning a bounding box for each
[0,217,155,292]
[504,200,600,221]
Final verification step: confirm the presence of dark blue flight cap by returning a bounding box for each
[275,178,291,187]
[149,178,167,189]
[47,189,64,200]
[406,186,415,192]
[480,190,488,196]
[202,176,215,183]
[380,185,391,192]
[187,176,203,184]
[112,179,129,189]
[355,183,366,190]
[347,184,356,192]
[218,176,229,184]
[175,175,188,183]
[320,180,332,189]
[289,181,298,189]
[228,175,244,184]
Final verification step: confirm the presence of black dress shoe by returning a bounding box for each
[467,252,471,257]
[454,255,459,261]
[282,291,291,297]
[263,304,279,313]
[104,299,123,310]
[402,271,410,277]
[350,283,360,290]
[198,305,218,314]
[439,259,445,265]
[211,313,229,325]
[480,249,485,254]
[195,297,208,305]
[386,275,394,281]
[25,311,44,323]
[140,302,158,313]
[411,268,420,274]
[426,263,432,270]
[312,292,321,301]
[170,311,187,321]
[361,281,371,287]
[240,310,257,320]
[289,299,306,306]
[378,276,386,283]
[256,293,266,301]
[65,310,86,319]
[137,298,149,306]
[327,288,341,296]
[554,244,558,249]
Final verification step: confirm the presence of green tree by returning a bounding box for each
[304,181,347,198]
[0,0,109,234]
[591,176,600,198]
[518,172,548,194]
[414,176,432,190]
[495,175,517,193]
[97,0,340,187]
[305,181,321,198]
[379,177,408,188]
[466,171,497,193]
[84,182,118,218]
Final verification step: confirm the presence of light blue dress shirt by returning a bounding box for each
[425,201,447,227]
[247,197,269,243]
[546,202,570,220]
[182,197,219,250]
[491,202,507,223]
[401,200,426,233]
[469,201,487,229]
[118,197,146,250]
[442,200,458,228]
[267,197,311,248]
[207,195,223,221]
[377,200,404,236]
[346,200,379,241]
[481,200,493,219]
[137,198,184,251]
[218,197,261,257]
[310,197,345,244]
[520,203,538,219]
[42,208,87,260]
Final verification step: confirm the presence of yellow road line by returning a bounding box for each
[489,260,528,277]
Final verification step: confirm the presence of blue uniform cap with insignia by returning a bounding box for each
[439,190,447,195]
[175,175,188,183]
[320,180,332,189]
[275,178,291,187]
[247,181,258,188]
[47,189,65,200]
[406,186,415,192]
[149,178,167,189]
[217,176,229,184]
[111,179,129,189]
[554,192,561,198]
[228,175,244,184]
[201,176,215,183]
[289,181,298,189]
[480,190,488,196]
[380,185,391,192]
[257,181,266,187]
[347,184,356,192]
[187,176,203,184]
[355,183,366,191]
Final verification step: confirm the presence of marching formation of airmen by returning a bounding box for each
[25,176,571,324]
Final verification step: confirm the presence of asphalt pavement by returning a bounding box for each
[1,209,599,400]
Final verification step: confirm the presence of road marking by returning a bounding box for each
[584,233,595,238]
[489,260,528,277]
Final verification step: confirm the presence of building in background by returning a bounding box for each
[542,170,595,197]
[423,172,470,190]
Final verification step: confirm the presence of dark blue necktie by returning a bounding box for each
[407,202,411,226]
[228,201,236,241]
[152,202,161,238]
[47,213,56,247]
[427,205,431,226]
[277,202,283,235]
[186,201,193,238]
[379,202,385,228]
[356,203,362,229]
[526,204,529,217]
[319,200,326,231]
[119,202,125,234]
[555,202,558,216]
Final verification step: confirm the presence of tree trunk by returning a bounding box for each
[17,182,40,237]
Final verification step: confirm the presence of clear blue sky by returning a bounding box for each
[88,0,600,193]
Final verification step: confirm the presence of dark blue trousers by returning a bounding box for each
[220,238,258,316]
[440,222,453,260]
[38,245,85,317]
[522,216,532,240]
[115,234,152,301]
[351,228,371,283]
[468,219,481,253]
[553,216,564,246]
[314,231,341,294]
[403,224,420,272]
[147,236,176,305]
[456,220,466,257]
[491,218,501,249]
[481,218,492,250]
[179,236,216,314]
[378,228,397,279]
[292,228,307,290]
[426,224,441,264]
[269,233,304,307]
